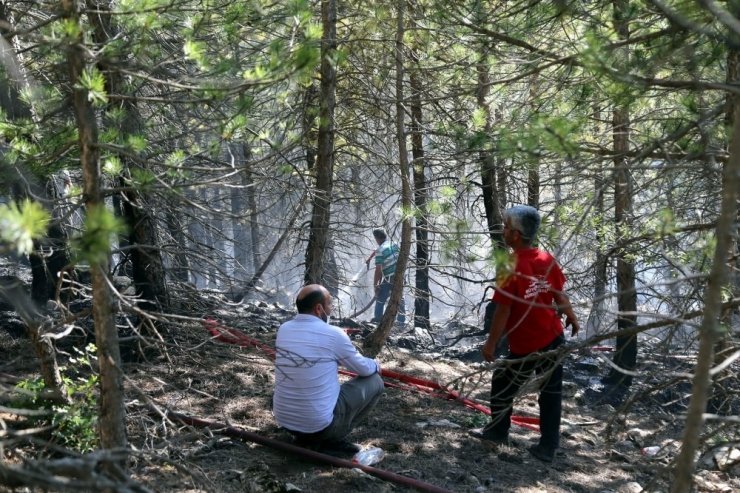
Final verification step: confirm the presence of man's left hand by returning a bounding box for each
[565,316,580,337]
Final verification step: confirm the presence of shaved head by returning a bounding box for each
[296,284,330,314]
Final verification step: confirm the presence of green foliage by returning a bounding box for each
[653,208,676,237]
[13,344,99,453]
[75,67,108,106]
[222,114,249,140]
[131,167,157,189]
[497,113,583,161]
[165,149,188,167]
[471,107,487,132]
[184,39,209,70]
[427,186,455,216]
[127,134,148,153]
[119,0,172,31]
[493,249,516,288]
[71,205,126,266]
[61,18,82,39]
[0,200,50,255]
[304,22,322,41]
[103,156,123,176]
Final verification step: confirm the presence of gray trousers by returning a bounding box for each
[292,373,384,443]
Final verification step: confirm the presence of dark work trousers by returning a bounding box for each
[488,334,564,450]
[374,275,405,325]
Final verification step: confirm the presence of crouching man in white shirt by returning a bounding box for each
[272,284,384,456]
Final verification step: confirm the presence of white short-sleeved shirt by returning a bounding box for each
[272,314,380,433]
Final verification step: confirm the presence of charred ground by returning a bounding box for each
[1,291,739,493]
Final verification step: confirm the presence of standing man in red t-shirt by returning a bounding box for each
[473,205,579,462]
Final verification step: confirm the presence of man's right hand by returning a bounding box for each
[482,339,498,362]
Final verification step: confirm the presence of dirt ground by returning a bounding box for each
[2,303,739,493]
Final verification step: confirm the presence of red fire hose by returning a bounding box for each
[204,318,540,432]
[166,410,454,493]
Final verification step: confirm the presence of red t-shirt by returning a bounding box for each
[492,247,565,355]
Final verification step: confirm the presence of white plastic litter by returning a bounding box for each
[352,446,385,466]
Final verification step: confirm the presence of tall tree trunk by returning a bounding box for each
[302,83,318,172]
[229,144,261,282]
[527,74,540,209]
[230,145,249,281]
[495,105,508,209]
[0,4,69,400]
[0,277,68,404]
[324,240,339,297]
[200,188,218,288]
[62,0,127,454]
[608,0,637,388]
[304,0,336,286]
[210,188,224,287]
[120,177,170,306]
[670,61,740,493]
[476,36,504,250]
[30,219,70,304]
[364,0,413,357]
[111,192,131,276]
[587,105,608,337]
[186,188,207,288]
[409,20,430,330]
[87,0,169,311]
[244,144,262,275]
[709,20,740,415]
[0,1,33,121]
[239,192,308,299]
[0,4,71,307]
[164,211,189,282]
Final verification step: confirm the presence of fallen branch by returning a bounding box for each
[166,410,455,493]
[0,449,149,493]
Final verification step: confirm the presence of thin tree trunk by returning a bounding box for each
[198,188,218,288]
[244,144,262,274]
[62,0,127,454]
[324,240,339,296]
[409,23,430,330]
[709,22,740,415]
[186,188,207,288]
[495,106,508,208]
[111,192,131,276]
[527,74,540,209]
[229,145,249,281]
[608,0,637,388]
[0,277,68,404]
[302,83,318,172]
[587,105,608,337]
[240,192,308,299]
[476,36,504,250]
[164,211,189,282]
[304,0,336,286]
[364,0,413,357]
[87,0,169,311]
[670,65,740,493]
[30,220,70,304]
[210,187,224,287]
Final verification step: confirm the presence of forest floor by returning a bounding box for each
[2,295,739,493]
